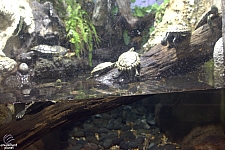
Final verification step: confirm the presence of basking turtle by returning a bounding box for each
[87,62,115,79]
[19,45,69,61]
[16,101,56,119]
[114,47,140,78]
[161,24,191,49]
[195,5,219,30]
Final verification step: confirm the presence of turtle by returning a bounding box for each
[86,62,115,80]
[16,101,56,119]
[114,47,140,78]
[195,5,219,30]
[161,24,191,49]
[19,45,69,61]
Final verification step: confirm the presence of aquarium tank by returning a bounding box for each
[0,0,224,149]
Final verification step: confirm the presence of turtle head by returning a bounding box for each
[129,47,135,52]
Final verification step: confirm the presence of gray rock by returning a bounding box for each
[72,144,83,150]
[147,119,156,126]
[128,140,138,148]
[73,131,85,137]
[121,125,131,131]
[120,131,136,141]
[119,141,129,150]
[83,143,98,150]
[107,132,118,140]
[98,127,109,134]
[113,123,123,130]
[85,136,98,144]
[76,139,87,146]
[123,105,132,111]
[94,114,102,118]
[112,137,124,145]
[0,56,17,83]
[102,139,112,149]
[106,123,113,130]
[136,136,145,144]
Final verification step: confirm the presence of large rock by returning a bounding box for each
[0,0,35,56]
[0,0,34,82]
[0,56,17,83]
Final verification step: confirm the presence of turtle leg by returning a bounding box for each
[112,69,122,79]
[167,33,174,48]
[161,32,169,46]
[135,68,140,76]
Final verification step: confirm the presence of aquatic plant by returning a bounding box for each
[34,0,99,66]
[65,0,99,66]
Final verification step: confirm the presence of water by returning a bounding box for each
[0,67,215,104]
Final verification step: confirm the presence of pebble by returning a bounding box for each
[119,141,129,150]
[106,123,113,130]
[136,136,145,144]
[102,139,112,149]
[76,139,87,146]
[83,143,98,150]
[94,114,102,118]
[121,125,131,131]
[72,144,83,150]
[85,136,98,144]
[73,131,84,137]
[123,105,132,111]
[112,137,124,145]
[128,140,138,148]
[98,127,109,134]
[61,101,178,150]
[147,119,156,126]
[18,63,29,73]
[120,131,136,141]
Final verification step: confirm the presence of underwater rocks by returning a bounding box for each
[60,101,178,150]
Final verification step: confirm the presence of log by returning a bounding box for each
[0,95,149,149]
[141,16,222,78]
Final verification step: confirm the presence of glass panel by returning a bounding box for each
[0,1,225,149]
[0,0,224,103]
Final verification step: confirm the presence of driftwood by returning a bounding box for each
[0,95,149,149]
[141,16,222,78]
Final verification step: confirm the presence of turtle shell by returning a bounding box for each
[195,5,219,30]
[31,45,68,56]
[91,62,115,77]
[166,24,191,33]
[16,101,55,119]
[116,48,140,71]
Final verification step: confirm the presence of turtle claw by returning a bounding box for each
[16,110,26,120]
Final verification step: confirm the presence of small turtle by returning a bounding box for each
[87,62,115,79]
[161,24,191,49]
[16,101,56,119]
[195,5,219,30]
[114,47,140,78]
[19,45,69,61]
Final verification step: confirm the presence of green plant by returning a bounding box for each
[123,30,131,45]
[65,0,99,66]
[132,3,159,17]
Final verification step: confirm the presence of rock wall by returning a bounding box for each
[0,0,35,55]
[0,0,35,82]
